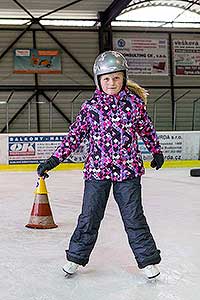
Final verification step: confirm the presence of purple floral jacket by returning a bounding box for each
[53,88,162,181]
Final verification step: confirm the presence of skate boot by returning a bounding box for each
[63,260,79,276]
[143,264,160,279]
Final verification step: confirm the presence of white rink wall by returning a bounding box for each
[0,131,200,165]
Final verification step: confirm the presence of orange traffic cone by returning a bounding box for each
[25,177,58,229]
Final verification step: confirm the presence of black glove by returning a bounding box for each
[150,153,164,170]
[37,156,60,177]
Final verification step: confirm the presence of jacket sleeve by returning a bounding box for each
[135,101,162,154]
[53,102,90,161]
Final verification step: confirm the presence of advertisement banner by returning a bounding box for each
[173,39,200,76]
[114,38,168,75]
[13,49,62,74]
[7,132,200,165]
[141,132,200,161]
[8,135,88,164]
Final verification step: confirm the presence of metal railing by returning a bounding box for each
[1,89,200,133]
[173,90,191,131]
[152,90,170,128]
[192,96,200,131]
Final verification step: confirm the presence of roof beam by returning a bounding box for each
[123,0,200,14]
[0,23,32,61]
[38,22,93,80]
[12,0,34,18]
[99,0,133,26]
[39,0,83,20]
[172,0,200,22]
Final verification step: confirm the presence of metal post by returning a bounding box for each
[98,22,113,53]
[5,101,10,133]
[49,100,52,132]
[5,91,14,133]
[28,101,31,131]
[174,90,191,131]
[48,91,60,132]
[192,97,200,130]
[32,29,40,133]
[152,90,170,127]
[169,33,175,130]
[71,91,82,122]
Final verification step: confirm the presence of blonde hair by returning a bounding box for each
[127,80,148,105]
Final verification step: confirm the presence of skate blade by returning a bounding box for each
[148,272,160,280]
[64,273,72,278]
[63,268,73,278]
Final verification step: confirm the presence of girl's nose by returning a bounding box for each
[110,78,115,84]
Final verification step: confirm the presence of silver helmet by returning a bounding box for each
[93,50,128,89]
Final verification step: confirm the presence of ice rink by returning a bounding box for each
[1,167,200,300]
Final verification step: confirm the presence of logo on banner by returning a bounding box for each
[117,39,126,48]
[9,143,35,156]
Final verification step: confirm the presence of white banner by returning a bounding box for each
[140,132,200,161]
[114,38,168,75]
[173,39,200,76]
[7,134,88,164]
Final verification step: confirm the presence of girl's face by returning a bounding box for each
[100,71,124,95]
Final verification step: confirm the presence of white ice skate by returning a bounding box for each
[143,264,160,279]
[62,260,79,276]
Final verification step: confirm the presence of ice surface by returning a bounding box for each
[0,168,200,300]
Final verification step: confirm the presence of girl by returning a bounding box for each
[37,51,164,279]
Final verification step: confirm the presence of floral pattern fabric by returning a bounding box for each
[53,88,162,181]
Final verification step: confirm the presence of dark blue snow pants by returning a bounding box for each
[66,177,161,269]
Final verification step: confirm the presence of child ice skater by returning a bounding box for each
[37,51,164,279]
